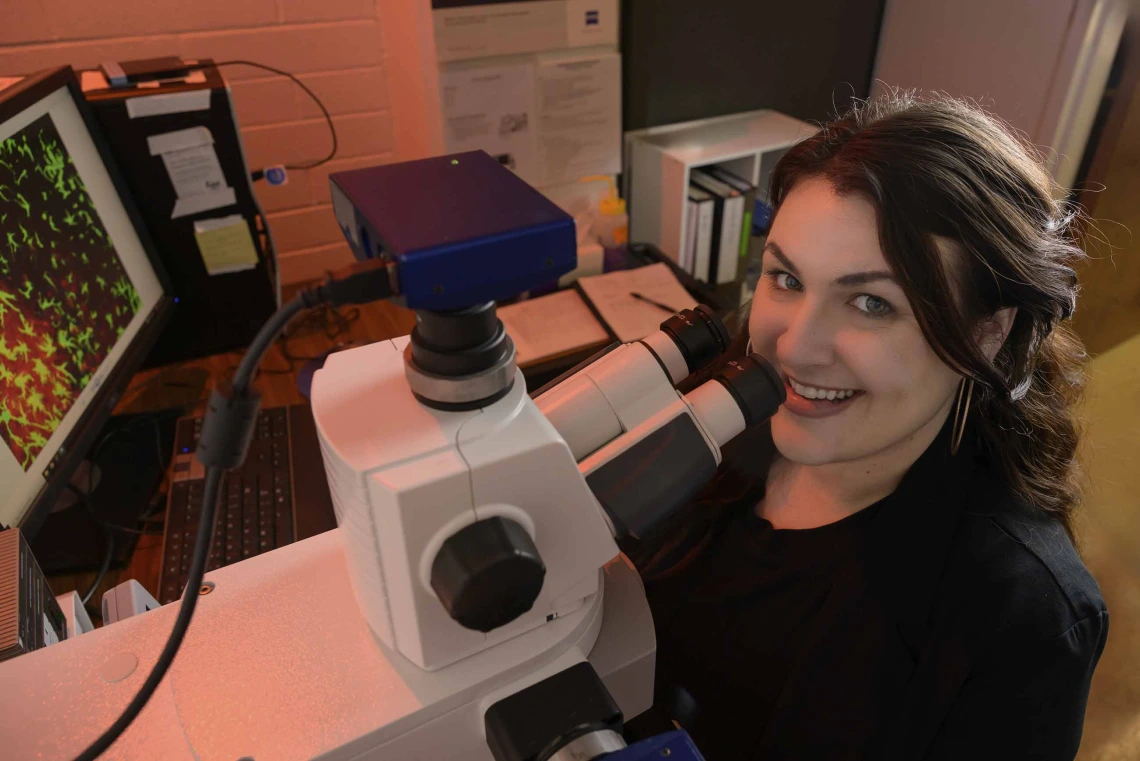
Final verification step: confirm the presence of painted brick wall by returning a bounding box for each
[0,0,432,284]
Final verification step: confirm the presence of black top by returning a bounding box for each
[648,501,882,758]
[634,417,1109,760]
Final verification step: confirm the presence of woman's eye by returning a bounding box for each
[851,294,894,318]
[770,271,803,292]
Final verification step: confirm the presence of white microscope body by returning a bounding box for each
[312,334,619,672]
[0,149,786,761]
[0,316,779,760]
[312,326,751,673]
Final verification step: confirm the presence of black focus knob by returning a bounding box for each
[430,516,546,632]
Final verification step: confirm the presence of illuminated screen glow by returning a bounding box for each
[1,113,141,470]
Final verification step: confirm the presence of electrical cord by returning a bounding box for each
[185,59,338,172]
[67,484,162,537]
[71,260,394,761]
[80,524,114,607]
[260,304,361,376]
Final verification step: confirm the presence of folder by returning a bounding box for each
[686,185,715,279]
[690,168,743,285]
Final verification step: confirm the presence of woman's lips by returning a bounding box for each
[781,376,863,419]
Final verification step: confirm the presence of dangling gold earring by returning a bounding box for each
[951,378,975,455]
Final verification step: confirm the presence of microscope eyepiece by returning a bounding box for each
[659,304,731,375]
[713,353,787,427]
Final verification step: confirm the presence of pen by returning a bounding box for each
[630,292,680,315]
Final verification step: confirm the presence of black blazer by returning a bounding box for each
[640,419,1109,760]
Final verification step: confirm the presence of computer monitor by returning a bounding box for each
[0,67,172,535]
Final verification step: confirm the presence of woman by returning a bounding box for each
[633,92,1109,760]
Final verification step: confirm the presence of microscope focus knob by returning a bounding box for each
[430,516,546,632]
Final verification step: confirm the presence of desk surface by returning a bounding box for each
[46,289,416,617]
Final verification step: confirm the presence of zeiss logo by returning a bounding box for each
[585,10,599,26]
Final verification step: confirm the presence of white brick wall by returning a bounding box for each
[0,1,440,284]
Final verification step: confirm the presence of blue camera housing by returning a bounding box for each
[329,151,577,310]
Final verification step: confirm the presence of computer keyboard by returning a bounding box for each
[158,407,295,604]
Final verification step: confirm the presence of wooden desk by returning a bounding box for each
[46,292,416,617]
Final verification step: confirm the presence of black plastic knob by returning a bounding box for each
[430,516,546,632]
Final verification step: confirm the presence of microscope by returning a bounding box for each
[0,151,784,761]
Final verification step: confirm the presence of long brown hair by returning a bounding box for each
[639,91,1087,574]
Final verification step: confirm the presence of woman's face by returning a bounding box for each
[748,177,961,466]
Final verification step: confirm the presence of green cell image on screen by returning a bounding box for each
[0,113,140,471]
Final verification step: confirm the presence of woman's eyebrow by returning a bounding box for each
[764,241,897,287]
[763,241,800,276]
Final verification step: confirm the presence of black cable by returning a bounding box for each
[260,305,361,376]
[67,484,162,537]
[71,466,224,761]
[71,263,391,761]
[80,525,114,607]
[187,60,338,171]
[234,295,313,393]
[70,296,311,761]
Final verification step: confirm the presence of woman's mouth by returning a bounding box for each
[782,374,864,418]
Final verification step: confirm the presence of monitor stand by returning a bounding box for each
[31,408,180,575]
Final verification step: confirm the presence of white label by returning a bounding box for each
[162,145,227,198]
[147,126,213,156]
[43,614,60,646]
[127,89,211,119]
[171,187,238,219]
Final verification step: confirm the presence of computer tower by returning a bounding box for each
[82,61,277,368]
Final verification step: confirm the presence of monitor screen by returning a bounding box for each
[0,79,165,528]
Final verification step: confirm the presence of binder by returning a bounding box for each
[683,194,698,273]
[705,166,757,261]
[687,185,715,280]
[690,168,743,284]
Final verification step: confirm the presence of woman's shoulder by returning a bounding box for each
[946,466,1106,646]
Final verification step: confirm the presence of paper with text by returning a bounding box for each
[577,263,697,343]
[497,289,610,366]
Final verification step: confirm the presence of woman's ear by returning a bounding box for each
[977,307,1017,361]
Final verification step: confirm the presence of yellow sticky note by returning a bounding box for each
[193,215,258,275]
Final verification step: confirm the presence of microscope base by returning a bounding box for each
[0,530,654,760]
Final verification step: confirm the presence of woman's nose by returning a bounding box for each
[775,301,835,370]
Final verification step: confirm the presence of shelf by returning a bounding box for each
[625,110,814,278]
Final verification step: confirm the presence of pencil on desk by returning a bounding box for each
[630,291,680,315]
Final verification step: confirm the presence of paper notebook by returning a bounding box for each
[497,288,612,367]
[577,263,698,343]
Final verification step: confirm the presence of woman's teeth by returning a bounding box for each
[789,379,858,401]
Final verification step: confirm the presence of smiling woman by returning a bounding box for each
[630,92,1107,761]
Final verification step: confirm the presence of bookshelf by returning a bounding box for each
[624,110,816,270]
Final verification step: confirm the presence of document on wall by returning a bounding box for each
[536,51,621,187]
[440,61,540,185]
[147,127,236,219]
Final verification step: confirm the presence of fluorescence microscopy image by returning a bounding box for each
[0,113,140,470]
